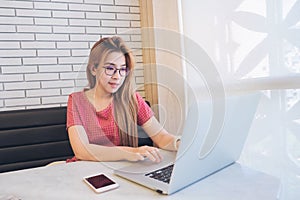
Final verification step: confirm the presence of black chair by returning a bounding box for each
[0,107,74,173]
[137,100,153,146]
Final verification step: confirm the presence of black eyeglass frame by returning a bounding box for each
[102,66,129,77]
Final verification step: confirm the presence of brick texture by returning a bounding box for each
[0,0,143,111]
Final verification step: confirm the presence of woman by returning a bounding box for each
[67,36,180,163]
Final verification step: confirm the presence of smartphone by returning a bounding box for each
[83,173,119,193]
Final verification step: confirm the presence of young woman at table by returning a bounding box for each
[67,36,180,163]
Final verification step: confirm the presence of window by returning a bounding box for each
[180,0,300,198]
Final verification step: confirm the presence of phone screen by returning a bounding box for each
[85,174,116,189]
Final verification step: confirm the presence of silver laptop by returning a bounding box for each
[114,92,261,195]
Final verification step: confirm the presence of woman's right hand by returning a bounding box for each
[127,146,163,163]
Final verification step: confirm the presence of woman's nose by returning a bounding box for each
[111,69,121,79]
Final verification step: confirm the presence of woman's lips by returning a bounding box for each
[109,82,119,88]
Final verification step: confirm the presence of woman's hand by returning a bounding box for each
[127,146,163,163]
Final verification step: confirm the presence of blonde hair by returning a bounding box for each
[86,36,139,147]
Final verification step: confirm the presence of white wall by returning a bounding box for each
[179,0,300,199]
[0,0,144,111]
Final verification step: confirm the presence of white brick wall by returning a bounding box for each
[0,0,144,111]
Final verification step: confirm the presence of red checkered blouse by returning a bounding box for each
[67,91,154,146]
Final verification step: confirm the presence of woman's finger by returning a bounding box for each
[148,148,162,163]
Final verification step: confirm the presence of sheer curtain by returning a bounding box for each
[179,0,300,199]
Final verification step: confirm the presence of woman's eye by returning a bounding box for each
[106,66,115,71]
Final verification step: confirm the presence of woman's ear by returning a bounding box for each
[91,64,97,76]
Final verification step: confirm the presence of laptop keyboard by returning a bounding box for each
[145,164,174,184]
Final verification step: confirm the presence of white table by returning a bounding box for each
[0,160,279,200]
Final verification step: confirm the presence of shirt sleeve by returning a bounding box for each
[136,92,154,126]
[67,93,83,129]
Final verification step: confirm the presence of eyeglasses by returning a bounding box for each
[102,66,129,77]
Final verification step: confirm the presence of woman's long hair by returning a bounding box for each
[86,36,138,147]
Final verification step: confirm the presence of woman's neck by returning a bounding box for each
[86,88,113,111]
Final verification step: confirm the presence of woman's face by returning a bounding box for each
[93,51,127,95]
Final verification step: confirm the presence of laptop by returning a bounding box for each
[114,92,261,195]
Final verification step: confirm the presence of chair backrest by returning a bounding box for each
[137,126,153,146]
[137,100,153,147]
[0,107,74,173]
